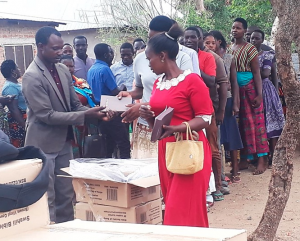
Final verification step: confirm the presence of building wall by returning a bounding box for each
[60,29,100,59]
[60,29,136,63]
[0,20,46,91]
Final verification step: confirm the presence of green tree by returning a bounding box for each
[228,0,275,35]
[183,0,274,40]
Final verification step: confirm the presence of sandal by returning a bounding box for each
[220,186,230,195]
[212,191,224,201]
[207,201,214,208]
[231,175,241,183]
[230,170,241,175]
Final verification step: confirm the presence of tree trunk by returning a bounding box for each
[270,16,278,47]
[195,0,205,12]
[295,37,300,78]
[248,0,300,240]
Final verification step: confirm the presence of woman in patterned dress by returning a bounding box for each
[60,55,96,158]
[1,60,27,148]
[0,95,14,136]
[250,29,285,165]
[231,18,269,175]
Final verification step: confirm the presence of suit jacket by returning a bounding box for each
[22,56,88,153]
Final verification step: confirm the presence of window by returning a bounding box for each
[4,45,34,75]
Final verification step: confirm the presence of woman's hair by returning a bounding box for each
[234,17,248,30]
[1,60,17,78]
[149,15,173,32]
[203,32,215,41]
[209,30,227,50]
[252,29,265,41]
[147,24,183,60]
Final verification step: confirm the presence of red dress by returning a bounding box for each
[150,72,214,227]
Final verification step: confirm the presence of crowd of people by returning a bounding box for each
[0,15,286,228]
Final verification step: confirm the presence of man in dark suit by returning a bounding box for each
[22,27,111,223]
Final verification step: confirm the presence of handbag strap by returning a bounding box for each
[182,122,199,141]
[183,122,193,140]
[174,122,199,141]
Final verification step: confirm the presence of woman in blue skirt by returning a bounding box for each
[209,30,244,182]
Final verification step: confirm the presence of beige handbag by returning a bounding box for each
[166,122,204,175]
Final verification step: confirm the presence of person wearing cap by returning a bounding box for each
[117,15,193,159]
[22,27,114,223]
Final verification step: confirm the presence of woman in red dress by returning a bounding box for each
[139,24,214,227]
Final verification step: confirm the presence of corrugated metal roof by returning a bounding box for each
[0,17,65,26]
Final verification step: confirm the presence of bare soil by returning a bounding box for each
[208,151,300,240]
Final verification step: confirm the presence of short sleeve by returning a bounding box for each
[186,74,214,116]
[2,85,20,99]
[110,63,117,76]
[203,54,216,77]
[133,52,143,88]
[191,51,201,75]
[104,68,118,91]
[215,57,228,84]
[247,45,258,62]
[178,52,193,72]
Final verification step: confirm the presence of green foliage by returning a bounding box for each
[228,0,275,35]
[183,0,275,40]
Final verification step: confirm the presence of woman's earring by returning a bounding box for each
[161,59,164,63]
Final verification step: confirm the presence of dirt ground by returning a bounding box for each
[208,151,300,240]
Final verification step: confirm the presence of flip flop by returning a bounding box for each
[231,175,241,183]
[220,186,230,195]
[212,191,224,201]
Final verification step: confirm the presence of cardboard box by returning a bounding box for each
[75,199,162,224]
[0,159,49,239]
[5,220,248,241]
[63,168,160,208]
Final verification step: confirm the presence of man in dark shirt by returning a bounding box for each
[88,43,131,159]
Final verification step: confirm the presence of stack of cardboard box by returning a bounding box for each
[0,159,49,239]
[62,168,162,224]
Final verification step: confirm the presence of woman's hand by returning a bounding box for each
[117,91,131,100]
[232,103,239,116]
[160,125,178,139]
[252,94,262,108]
[121,103,141,123]
[139,105,154,120]
[215,109,225,125]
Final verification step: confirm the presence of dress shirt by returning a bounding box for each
[111,61,134,91]
[87,59,117,104]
